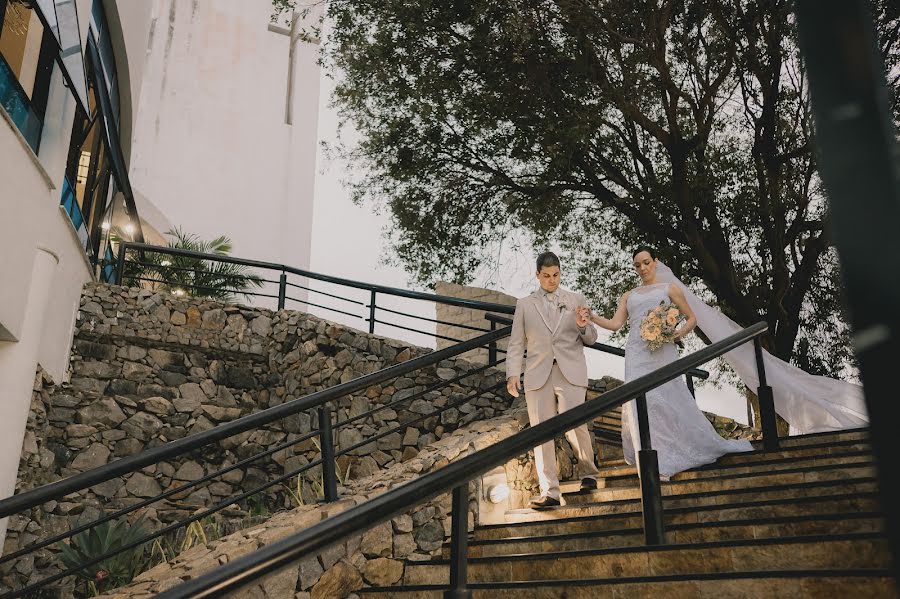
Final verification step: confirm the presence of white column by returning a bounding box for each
[0,247,59,546]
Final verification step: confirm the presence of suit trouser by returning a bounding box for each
[525,363,600,499]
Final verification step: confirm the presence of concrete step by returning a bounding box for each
[505,477,879,523]
[589,437,871,479]
[455,512,884,558]
[752,428,869,448]
[585,449,873,489]
[558,462,877,505]
[477,491,881,540]
[401,533,889,585]
[721,438,871,463]
[360,571,898,598]
[595,425,868,451]
[594,437,872,471]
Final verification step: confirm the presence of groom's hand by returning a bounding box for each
[507,376,521,397]
[576,306,590,328]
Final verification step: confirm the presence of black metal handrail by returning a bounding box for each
[0,325,514,598]
[115,241,515,314]
[157,322,771,598]
[4,242,762,597]
[114,242,691,378]
[0,326,509,519]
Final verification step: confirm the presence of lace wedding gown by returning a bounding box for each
[622,283,753,477]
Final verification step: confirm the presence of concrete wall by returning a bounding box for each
[128,0,321,282]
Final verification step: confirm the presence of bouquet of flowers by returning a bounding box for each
[640,301,685,351]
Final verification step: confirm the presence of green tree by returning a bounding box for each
[311,0,899,383]
[123,228,263,303]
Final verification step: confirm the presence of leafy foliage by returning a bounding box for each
[55,516,149,596]
[123,227,264,303]
[318,0,900,376]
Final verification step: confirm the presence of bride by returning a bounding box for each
[589,245,753,477]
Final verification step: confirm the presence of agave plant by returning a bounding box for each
[55,515,150,596]
[121,227,264,302]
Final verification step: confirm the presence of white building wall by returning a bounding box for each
[3,19,85,375]
[0,0,153,379]
[129,0,320,285]
[0,0,153,528]
[100,0,154,165]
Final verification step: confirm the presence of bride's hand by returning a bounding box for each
[590,310,614,329]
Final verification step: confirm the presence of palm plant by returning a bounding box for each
[121,227,264,302]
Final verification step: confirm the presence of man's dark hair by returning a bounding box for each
[536,251,561,272]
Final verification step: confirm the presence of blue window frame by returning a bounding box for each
[60,176,90,250]
[0,53,42,150]
[100,243,117,284]
[0,0,58,152]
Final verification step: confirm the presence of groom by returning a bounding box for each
[507,251,600,508]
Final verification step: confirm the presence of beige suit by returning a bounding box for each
[507,288,600,500]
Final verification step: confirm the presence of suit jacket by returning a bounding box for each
[506,288,598,391]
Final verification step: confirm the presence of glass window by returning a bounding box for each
[61,32,121,268]
[63,49,106,256]
[60,0,137,270]
[0,0,57,151]
[33,0,89,110]
[89,0,117,124]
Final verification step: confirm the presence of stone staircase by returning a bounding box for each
[359,428,897,598]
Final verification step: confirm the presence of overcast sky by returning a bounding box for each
[306,70,750,424]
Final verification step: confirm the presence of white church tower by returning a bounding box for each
[128,0,321,275]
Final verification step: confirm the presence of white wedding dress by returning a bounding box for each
[653,262,868,434]
[621,283,753,477]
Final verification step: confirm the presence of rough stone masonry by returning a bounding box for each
[4,282,755,596]
[4,283,512,594]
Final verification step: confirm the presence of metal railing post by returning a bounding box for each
[686,374,695,398]
[753,338,780,451]
[318,407,339,502]
[488,318,497,365]
[445,484,471,599]
[369,290,377,334]
[278,272,287,310]
[635,394,665,545]
[115,241,127,284]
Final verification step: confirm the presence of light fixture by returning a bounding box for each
[124,223,134,234]
[172,288,185,296]
[486,483,510,504]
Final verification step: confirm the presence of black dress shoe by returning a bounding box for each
[580,477,599,492]
[527,496,561,510]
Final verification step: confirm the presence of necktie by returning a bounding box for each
[546,292,561,330]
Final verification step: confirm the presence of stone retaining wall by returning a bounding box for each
[2,284,510,594]
[93,402,533,599]
[5,283,758,597]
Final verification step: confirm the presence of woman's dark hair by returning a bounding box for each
[632,245,657,260]
[536,251,561,271]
